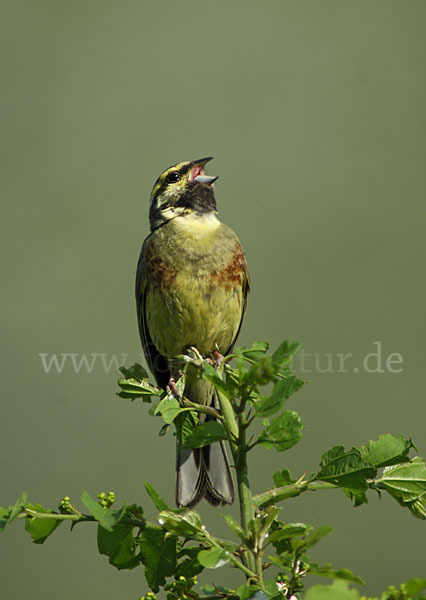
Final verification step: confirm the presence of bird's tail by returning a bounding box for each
[175,378,234,508]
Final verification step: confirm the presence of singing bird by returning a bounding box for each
[136,158,249,508]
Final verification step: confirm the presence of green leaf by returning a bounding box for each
[97,523,139,569]
[259,506,281,538]
[221,514,246,542]
[316,446,376,492]
[237,340,270,362]
[268,522,312,543]
[153,395,182,424]
[80,491,125,531]
[144,482,169,511]
[342,488,368,508]
[255,377,303,418]
[235,583,268,599]
[119,363,149,380]
[264,579,285,600]
[299,525,333,550]
[305,579,361,600]
[403,578,426,595]
[174,410,199,446]
[202,362,234,399]
[117,375,160,400]
[309,562,365,585]
[201,584,239,597]
[139,525,177,592]
[380,458,426,496]
[24,503,62,544]
[258,410,303,452]
[182,421,228,449]
[0,493,28,532]
[271,340,301,371]
[273,469,296,487]
[248,515,261,544]
[175,546,205,578]
[197,547,231,569]
[361,434,415,468]
[158,510,205,540]
[377,457,426,519]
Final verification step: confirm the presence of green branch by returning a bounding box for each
[253,480,338,508]
[17,508,146,530]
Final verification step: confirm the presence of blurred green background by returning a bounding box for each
[1,0,425,597]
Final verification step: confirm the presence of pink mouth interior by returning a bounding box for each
[188,165,204,181]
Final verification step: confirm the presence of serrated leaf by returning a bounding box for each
[139,526,177,592]
[119,363,149,380]
[273,469,296,487]
[80,491,125,531]
[144,482,168,511]
[305,579,361,600]
[24,503,62,544]
[380,458,426,496]
[97,523,139,570]
[117,376,160,400]
[255,377,303,418]
[182,421,228,449]
[377,458,426,519]
[197,547,230,569]
[317,446,376,492]
[361,434,415,468]
[258,410,303,452]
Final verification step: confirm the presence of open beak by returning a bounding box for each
[188,157,218,185]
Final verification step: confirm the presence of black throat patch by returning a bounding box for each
[175,181,217,215]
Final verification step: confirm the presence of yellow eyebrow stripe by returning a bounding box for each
[150,161,191,202]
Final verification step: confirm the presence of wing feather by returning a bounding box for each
[224,251,250,356]
[135,239,170,388]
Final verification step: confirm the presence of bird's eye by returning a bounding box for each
[166,171,181,183]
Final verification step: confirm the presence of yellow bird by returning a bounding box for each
[136,158,249,508]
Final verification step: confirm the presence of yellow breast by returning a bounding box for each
[142,213,246,358]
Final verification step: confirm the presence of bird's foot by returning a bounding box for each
[213,350,225,369]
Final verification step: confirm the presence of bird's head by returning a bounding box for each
[149,157,218,230]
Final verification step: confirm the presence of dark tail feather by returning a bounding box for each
[175,441,234,508]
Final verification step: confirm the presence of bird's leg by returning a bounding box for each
[167,376,180,399]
